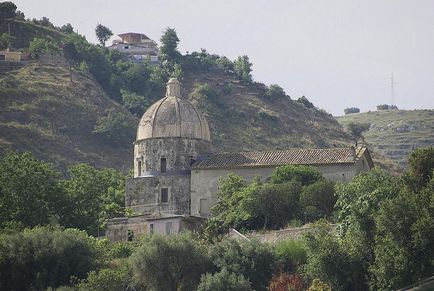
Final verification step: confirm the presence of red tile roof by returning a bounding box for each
[193,147,369,169]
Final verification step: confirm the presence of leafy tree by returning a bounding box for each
[160,27,181,63]
[266,84,286,99]
[0,227,98,290]
[0,32,11,49]
[0,151,65,228]
[29,37,60,58]
[130,233,211,291]
[270,165,323,186]
[344,107,360,115]
[93,110,134,143]
[78,264,132,291]
[407,146,434,189]
[95,23,113,46]
[216,56,234,72]
[121,89,149,117]
[297,96,314,109]
[197,268,252,291]
[63,163,126,235]
[0,1,16,20]
[60,23,74,34]
[346,121,370,144]
[303,222,367,291]
[268,272,305,291]
[234,55,252,82]
[208,239,277,291]
[63,38,80,82]
[370,187,434,290]
[300,180,336,222]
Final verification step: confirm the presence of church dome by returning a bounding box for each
[136,78,211,141]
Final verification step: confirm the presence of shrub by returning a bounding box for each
[300,180,336,222]
[344,107,360,115]
[192,83,218,101]
[234,55,252,82]
[0,227,98,290]
[297,96,315,109]
[197,268,252,291]
[275,239,307,271]
[377,104,398,110]
[121,89,149,117]
[93,110,134,142]
[266,84,286,99]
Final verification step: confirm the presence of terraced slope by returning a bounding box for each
[337,109,434,169]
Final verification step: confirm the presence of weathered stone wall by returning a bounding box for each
[191,159,371,217]
[126,174,191,214]
[106,216,148,242]
[133,137,211,177]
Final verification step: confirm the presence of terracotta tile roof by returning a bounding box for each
[193,147,365,169]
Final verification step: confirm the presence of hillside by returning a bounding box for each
[0,63,137,172]
[0,61,359,172]
[182,70,353,152]
[337,109,434,169]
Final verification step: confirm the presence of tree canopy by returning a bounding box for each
[95,23,113,46]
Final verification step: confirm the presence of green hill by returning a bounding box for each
[0,63,137,172]
[0,61,358,172]
[337,109,434,169]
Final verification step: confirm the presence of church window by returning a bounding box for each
[149,223,154,234]
[161,158,167,173]
[161,188,169,203]
[137,160,142,176]
[165,222,172,235]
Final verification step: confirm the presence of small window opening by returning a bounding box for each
[161,188,169,203]
[127,229,134,241]
[149,223,154,234]
[166,222,172,235]
[124,45,129,49]
[161,158,167,173]
[137,160,142,176]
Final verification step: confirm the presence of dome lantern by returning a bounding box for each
[166,78,181,98]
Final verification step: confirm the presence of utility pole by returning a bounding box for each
[391,73,395,106]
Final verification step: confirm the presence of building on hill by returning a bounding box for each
[108,32,159,63]
[106,78,374,241]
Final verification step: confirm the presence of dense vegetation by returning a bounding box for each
[0,147,432,290]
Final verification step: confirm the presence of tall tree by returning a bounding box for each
[95,23,113,46]
[0,1,16,21]
[234,55,253,82]
[160,27,181,63]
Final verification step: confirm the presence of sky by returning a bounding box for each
[13,0,434,116]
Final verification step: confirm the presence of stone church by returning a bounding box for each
[106,78,374,241]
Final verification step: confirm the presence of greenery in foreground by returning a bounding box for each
[0,147,433,290]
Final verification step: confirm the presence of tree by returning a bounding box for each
[63,163,126,235]
[344,107,360,115]
[0,227,98,290]
[346,122,370,144]
[121,89,149,117]
[29,37,60,58]
[234,55,252,82]
[130,233,211,291]
[197,268,252,291]
[0,151,65,228]
[270,165,323,186]
[160,27,181,63]
[266,84,286,99]
[407,147,434,189]
[208,239,277,291]
[303,222,367,291]
[60,23,74,34]
[0,32,11,50]
[0,1,16,21]
[63,39,79,82]
[93,110,134,143]
[95,24,113,46]
[300,180,336,222]
[297,96,315,109]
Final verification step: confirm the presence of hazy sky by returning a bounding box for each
[13,0,434,115]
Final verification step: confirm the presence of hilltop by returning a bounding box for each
[337,109,434,169]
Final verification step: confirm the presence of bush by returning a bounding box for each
[129,233,211,291]
[78,264,132,291]
[208,239,277,291]
[268,272,305,291]
[192,83,218,101]
[275,239,307,271]
[344,107,360,115]
[0,227,98,290]
[266,84,286,99]
[121,89,149,117]
[197,268,252,291]
[377,104,398,110]
[93,110,134,142]
[297,96,314,109]
[300,180,336,222]
[270,165,324,186]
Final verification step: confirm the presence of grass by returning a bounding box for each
[337,110,434,169]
